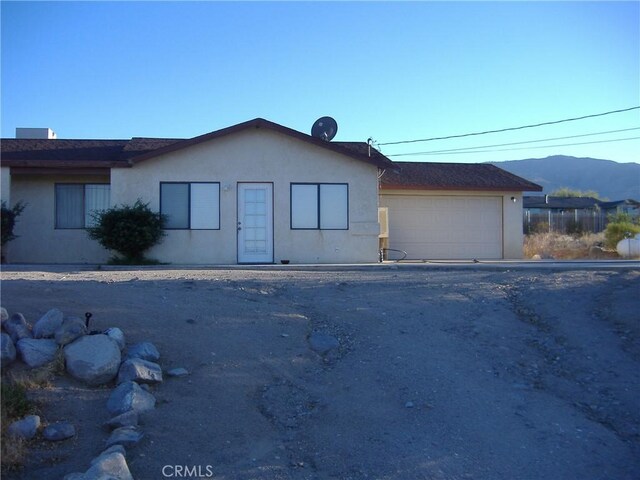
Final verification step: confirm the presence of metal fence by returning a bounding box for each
[524,210,608,234]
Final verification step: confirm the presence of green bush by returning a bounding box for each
[604,212,640,249]
[87,200,165,263]
[1,201,26,246]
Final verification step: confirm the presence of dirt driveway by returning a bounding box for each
[2,265,639,480]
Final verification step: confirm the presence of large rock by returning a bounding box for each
[4,313,32,343]
[107,381,156,415]
[0,306,8,324]
[55,316,87,346]
[65,335,121,386]
[103,411,139,430]
[16,338,58,368]
[105,327,125,350]
[105,426,144,448]
[91,444,126,464]
[7,415,40,440]
[33,308,64,339]
[1,332,16,368]
[117,358,163,385]
[83,451,133,480]
[126,341,160,362]
[43,422,76,441]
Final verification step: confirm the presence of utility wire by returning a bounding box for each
[378,106,640,146]
[387,127,640,157]
[392,136,640,156]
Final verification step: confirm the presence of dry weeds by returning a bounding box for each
[0,353,61,472]
[0,434,28,469]
[523,232,618,260]
[1,380,32,470]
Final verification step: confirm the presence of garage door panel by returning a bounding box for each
[383,195,503,259]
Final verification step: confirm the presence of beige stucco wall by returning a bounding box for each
[7,174,111,263]
[111,128,380,264]
[1,167,11,204]
[380,189,524,259]
[501,192,525,259]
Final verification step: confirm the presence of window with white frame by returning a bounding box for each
[160,182,220,230]
[55,184,110,229]
[290,183,348,230]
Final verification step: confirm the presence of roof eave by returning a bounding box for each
[10,166,112,176]
[380,184,543,192]
[3,159,129,169]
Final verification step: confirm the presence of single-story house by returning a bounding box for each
[596,199,640,218]
[523,195,640,233]
[1,118,542,264]
[524,195,602,212]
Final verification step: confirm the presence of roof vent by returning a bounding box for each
[16,128,57,139]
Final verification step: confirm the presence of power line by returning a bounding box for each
[390,136,640,156]
[387,127,640,157]
[378,106,640,146]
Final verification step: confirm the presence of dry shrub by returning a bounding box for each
[524,232,615,260]
[0,353,62,472]
[5,349,65,391]
[1,434,27,468]
[1,379,36,470]
[7,367,54,391]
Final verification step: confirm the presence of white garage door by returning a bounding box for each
[382,195,503,260]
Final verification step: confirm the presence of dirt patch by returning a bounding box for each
[2,265,639,479]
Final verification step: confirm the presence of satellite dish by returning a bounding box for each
[311,117,338,142]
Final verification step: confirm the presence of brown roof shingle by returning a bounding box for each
[0,137,186,167]
[0,139,129,167]
[126,118,394,169]
[1,118,394,170]
[1,122,541,193]
[380,161,543,192]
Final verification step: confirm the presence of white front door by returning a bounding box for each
[237,183,273,263]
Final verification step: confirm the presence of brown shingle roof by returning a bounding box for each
[333,141,394,169]
[0,138,184,167]
[1,123,541,193]
[1,118,394,170]
[127,118,395,169]
[120,138,183,160]
[0,139,130,167]
[380,161,543,192]
[523,195,601,209]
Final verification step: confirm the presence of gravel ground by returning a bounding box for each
[1,264,639,480]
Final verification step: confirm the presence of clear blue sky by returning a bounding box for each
[2,1,639,164]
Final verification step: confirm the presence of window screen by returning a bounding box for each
[55,184,110,229]
[291,184,319,229]
[320,184,348,229]
[85,185,111,227]
[161,183,189,229]
[190,183,220,229]
[291,183,348,230]
[160,182,220,230]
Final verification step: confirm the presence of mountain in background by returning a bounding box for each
[492,155,639,200]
